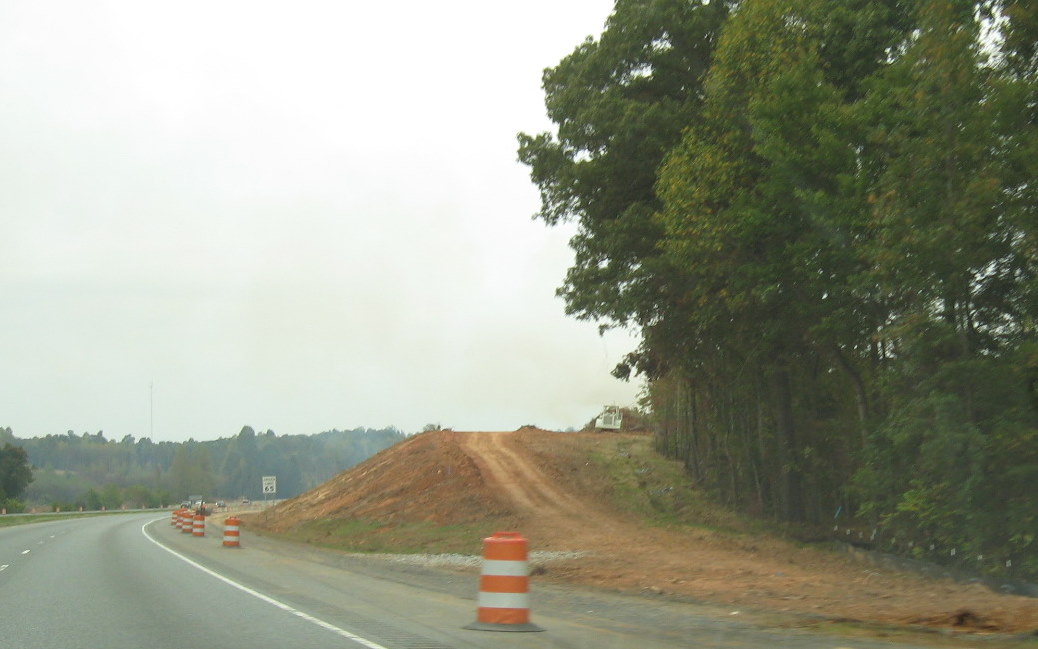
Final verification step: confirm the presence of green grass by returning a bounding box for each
[250,517,511,555]
[587,435,757,535]
[797,619,1038,649]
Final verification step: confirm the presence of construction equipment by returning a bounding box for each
[595,406,622,431]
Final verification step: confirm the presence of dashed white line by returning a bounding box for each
[20,550,30,555]
[141,519,391,649]
[0,564,9,571]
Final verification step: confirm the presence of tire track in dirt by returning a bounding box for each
[458,431,619,541]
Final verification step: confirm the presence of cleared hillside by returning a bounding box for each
[249,427,1038,634]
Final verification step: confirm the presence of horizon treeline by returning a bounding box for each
[0,425,405,510]
[522,0,1038,577]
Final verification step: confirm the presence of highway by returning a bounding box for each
[0,513,954,649]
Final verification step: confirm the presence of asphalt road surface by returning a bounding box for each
[0,513,966,649]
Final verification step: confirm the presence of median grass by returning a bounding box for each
[0,509,149,528]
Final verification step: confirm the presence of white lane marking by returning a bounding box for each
[141,520,390,649]
[1,565,8,571]
[20,550,30,555]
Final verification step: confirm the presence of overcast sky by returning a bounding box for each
[0,1,643,442]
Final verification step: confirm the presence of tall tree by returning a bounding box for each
[523,0,1038,572]
[846,0,1038,566]
[518,0,733,330]
[0,443,33,503]
[649,0,907,521]
[167,442,214,500]
[218,426,261,499]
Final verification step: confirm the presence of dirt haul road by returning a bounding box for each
[457,429,1038,634]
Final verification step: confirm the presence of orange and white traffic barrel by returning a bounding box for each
[171,509,179,526]
[222,516,241,548]
[192,513,205,537]
[464,531,543,632]
[181,510,194,534]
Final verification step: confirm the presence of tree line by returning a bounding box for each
[0,425,404,511]
[522,0,1038,578]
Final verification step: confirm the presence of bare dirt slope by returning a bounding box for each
[255,427,1038,634]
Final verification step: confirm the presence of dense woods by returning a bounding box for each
[0,425,404,511]
[524,0,1038,578]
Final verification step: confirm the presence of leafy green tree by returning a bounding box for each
[167,442,215,500]
[843,0,1038,569]
[649,0,907,521]
[521,0,1038,573]
[0,443,33,504]
[518,0,733,330]
[100,483,123,510]
[862,0,1007,345]
[218,426,261,498]
[83,488,103,511]
[1000,0,1038,80]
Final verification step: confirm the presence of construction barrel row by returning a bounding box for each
[169,508,241,548]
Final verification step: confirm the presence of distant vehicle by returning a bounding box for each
[241,498,251,504]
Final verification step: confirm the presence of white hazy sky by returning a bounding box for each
[0,1,643,441]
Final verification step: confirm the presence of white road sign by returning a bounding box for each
[262,475,277,494]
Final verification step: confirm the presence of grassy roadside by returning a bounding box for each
[0,509,153,528]
[583,433,772,537]
[590,434,726,524]
[242,516,512,555]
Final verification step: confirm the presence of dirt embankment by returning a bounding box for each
[252,427,1038,634]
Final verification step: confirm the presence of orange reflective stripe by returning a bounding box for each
[479,575,528,593]
[483,534,527,561]
[476,607,530,625]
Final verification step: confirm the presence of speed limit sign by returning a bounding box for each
[262,475,277,495]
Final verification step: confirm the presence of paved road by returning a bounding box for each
[0,514,352,648]
[0,513,977,649]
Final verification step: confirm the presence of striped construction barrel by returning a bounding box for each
[464,532,543,632]
[222,516,241,548]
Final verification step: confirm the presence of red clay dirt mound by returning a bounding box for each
[255,427,1038,634]
[258,430,513,529]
